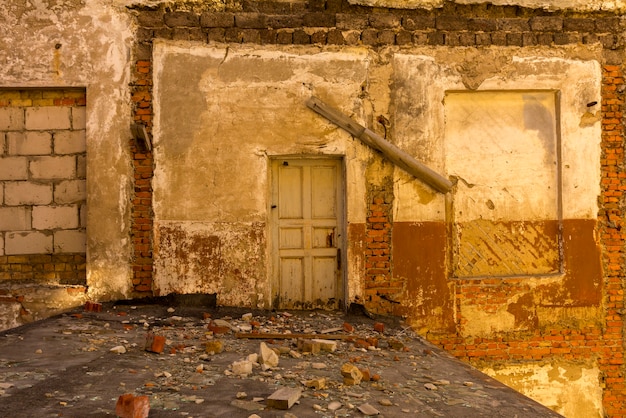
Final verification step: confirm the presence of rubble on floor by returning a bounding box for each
[0,301,562,417]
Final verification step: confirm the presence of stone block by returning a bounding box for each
[30,156,76,179]
[298,339,321,354]
[436,15,468,31]
[115,393,150,418]
[32,205,79,229]
[54,179,86,204]
[303,12,336,28]
[0,107,24,130]
[336,14,368,30]
[54,129,87,154]
[25,107,71,130]
[235,13,266,29]
[497,18,530,32]
[164,11,200,27]
[5,231,52,255]
[341,363,363,385]
[201,12,234,28]
[71,107,86,129]
[145,332,166,353]
[53,230,86,253]
[266,387,301,410]
[530,16,563,32]
[311,339,338,352]
[5,181,53,205]
[402,16,435,31]
[369,13,400,29]
[0,157,28,180]
[0,207,31,230]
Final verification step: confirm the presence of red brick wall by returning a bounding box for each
[130,61,154,295]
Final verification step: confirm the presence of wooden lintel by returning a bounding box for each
[235,332,352,340]
[306,96,453,194]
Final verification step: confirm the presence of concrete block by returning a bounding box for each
[32,205,79,229]
[53,229,86,253]
[5,231,52,254]
[80,203,87,227]
[76,154,86,178]
[0,207,31,230]
[7,132,52,155]
[0,157,28,180]
[54,130,86,154]
[0,107,24,130]
[54,179,86,204]
[30,156,76,179]
[71,107,86,129]
[5,181,53,205]
[25,107,71,130]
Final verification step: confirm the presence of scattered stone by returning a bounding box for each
[341,363,363,386]
[110,345,126,354]
[231,360,253,376]
[205,340,223,354]
[434,379,450,386]
[145,333,166,354]
[35,349,43,354]
[388,338,405,350]
[267,387,302,410]
[304,377,326,390]
[313,404,323,411]
[359,367,371,381]
[373,323,385,333]
[320,327,342,334]
[343,322,354,333]
[311,362,327,370]
[167,307,175,313]
[259,342,279,368]
[424,383,438,391]
[312,338,338,352]
[248,414,261,418]
[289,350,302,359]
[242,313,253,321]
[236,392,247,399]
[357,403,380,416]
[115,393,150,418]
[378,399,393,406]
[84,301,102,312]
[298,339,321,354]
[231,399,265,411]
[464,381,474,387]
[328,400,342,411]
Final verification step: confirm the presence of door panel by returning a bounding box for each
[271,158,344,309]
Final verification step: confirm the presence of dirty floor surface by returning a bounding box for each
[0,301,562,418]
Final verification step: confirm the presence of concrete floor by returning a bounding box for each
[0,300,562,417]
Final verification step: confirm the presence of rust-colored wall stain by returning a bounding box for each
[348,222,367,285]
[392,222,455,333]
[156,225,221,294]
[538,219,602,306]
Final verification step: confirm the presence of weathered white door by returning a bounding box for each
[271,158,344,309]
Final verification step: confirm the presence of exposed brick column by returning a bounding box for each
[130,60,154,294]
[599,64,626,417]
[363,188,396,315]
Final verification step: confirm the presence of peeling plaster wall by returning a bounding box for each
[151,42,372,307]
[484,363,604,418]
[0,0,135,300]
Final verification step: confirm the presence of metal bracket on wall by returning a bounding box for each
[131,123,152,151]
[306,96,452,194]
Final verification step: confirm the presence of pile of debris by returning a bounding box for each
[0,301,561,417]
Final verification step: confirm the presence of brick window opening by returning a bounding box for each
[0,89,86,285]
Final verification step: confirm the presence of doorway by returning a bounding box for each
[270,157,345,309]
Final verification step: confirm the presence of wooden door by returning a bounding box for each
[271,158,344,309]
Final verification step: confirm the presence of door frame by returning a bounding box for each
[268,155,347,311]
